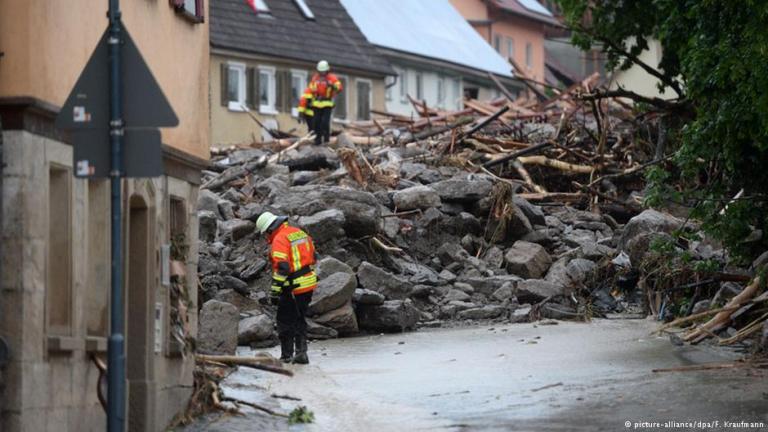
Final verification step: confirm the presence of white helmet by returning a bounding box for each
[255,212,279,234]
[317,60,330,72]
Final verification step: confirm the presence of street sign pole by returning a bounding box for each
[107,0,126,431]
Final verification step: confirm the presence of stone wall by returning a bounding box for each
[0,129,198,432]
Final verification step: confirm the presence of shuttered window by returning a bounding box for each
[356,79,372,121]
[334,76,348,120]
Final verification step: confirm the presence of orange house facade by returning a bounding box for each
[450,0,558,83]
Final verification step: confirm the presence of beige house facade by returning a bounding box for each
[451,0,559,83]
[209,0,393,148]
[210,52,387,147]
[0,1,209,431]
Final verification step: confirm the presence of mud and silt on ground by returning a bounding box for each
[182,319,768,432]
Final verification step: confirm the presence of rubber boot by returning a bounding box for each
[279,334,294,363]
[292,334,309,364]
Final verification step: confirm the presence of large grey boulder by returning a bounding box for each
[298,209,346,244]
[317,256,354,279]
[313,302,359,335]
[513,196,546,226]
[459,275,520,296]
[507,204,534,239]
[357,299,420,332]
[619,209,683,252]
[306,318,338,340]
[562,229,597,248]
[430,178,493,203]
[198,210,218,242]
[392,185,441,210]
[223,275,249,296]
[458,305,506,320]
[545,257,572,288]
[505,241,552,279]
[198,300,239,355]
[357,261,413,299]
[220,219,255,242]
[353,289,386,305]
[308,272,357,316]
[516,279,564,303]
[491,282,515,302]
[566,259,597,284]
[483,246,505,269]
[237,314,274,345]
[270,186,381,237]
[198,189,222,217]
[443,289,471,302]
[439,300,478,318]
[213,289,261,314]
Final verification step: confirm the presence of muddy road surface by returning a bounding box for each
[184,319,767,432]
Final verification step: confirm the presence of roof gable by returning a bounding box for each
[211,0,393,76]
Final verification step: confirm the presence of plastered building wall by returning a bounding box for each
[210,54,386,147]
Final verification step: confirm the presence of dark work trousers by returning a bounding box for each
[312,107,333,145]
[276,290,313,341]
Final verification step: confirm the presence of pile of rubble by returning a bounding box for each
[196,77,766,355]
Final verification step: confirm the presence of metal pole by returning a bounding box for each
[107,0,125,431]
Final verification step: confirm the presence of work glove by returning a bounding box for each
[269,288,281,306]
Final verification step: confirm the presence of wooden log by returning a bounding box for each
[516,192,584,202]
[196,354,294,377]
[513,160,547,193]
[517,155,594,174]
[683,276,762,342]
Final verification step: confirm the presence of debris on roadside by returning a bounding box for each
[197,74,766,355]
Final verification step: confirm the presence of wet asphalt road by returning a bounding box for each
[184,319,768,432]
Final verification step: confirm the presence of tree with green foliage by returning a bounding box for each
[557,0,768,262]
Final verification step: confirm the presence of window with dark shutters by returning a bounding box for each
[246,67,257,109]
[220,63,229,106]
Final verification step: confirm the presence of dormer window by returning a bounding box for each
[246,0,270,15]
[293,0,315,20]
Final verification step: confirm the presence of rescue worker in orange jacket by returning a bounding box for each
[297,86,315,132]
[256,211,318,364]
[306,60,343,145]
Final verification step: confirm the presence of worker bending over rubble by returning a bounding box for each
[256,211,318,364]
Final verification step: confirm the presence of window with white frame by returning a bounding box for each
[415,72,423,101]
[494,34,502,53]
[399,69,408,102]
[293,0,315,19]
[290,70,308,117]
[451,78,461,110]
[226,62,246,111]
[526,42,533,69]
[507,37,515,60]
[385,75,396,101]
[356,79,372,121]
[258,66,277,114]
[437,76,445,108]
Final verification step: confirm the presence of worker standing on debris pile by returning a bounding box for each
[256,211,318,364]
[297,85,315,132]
[306,60,342,145]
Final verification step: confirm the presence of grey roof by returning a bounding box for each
[210,0,394,77]
[340,0,513,78]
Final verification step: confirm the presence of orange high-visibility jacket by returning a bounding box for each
[268,222,317,295]
[297,86,315,117]
[307,73,343,108]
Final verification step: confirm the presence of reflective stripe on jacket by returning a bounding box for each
[268,222,318,295]
[308,73,342,108]
[297,87,315,116]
